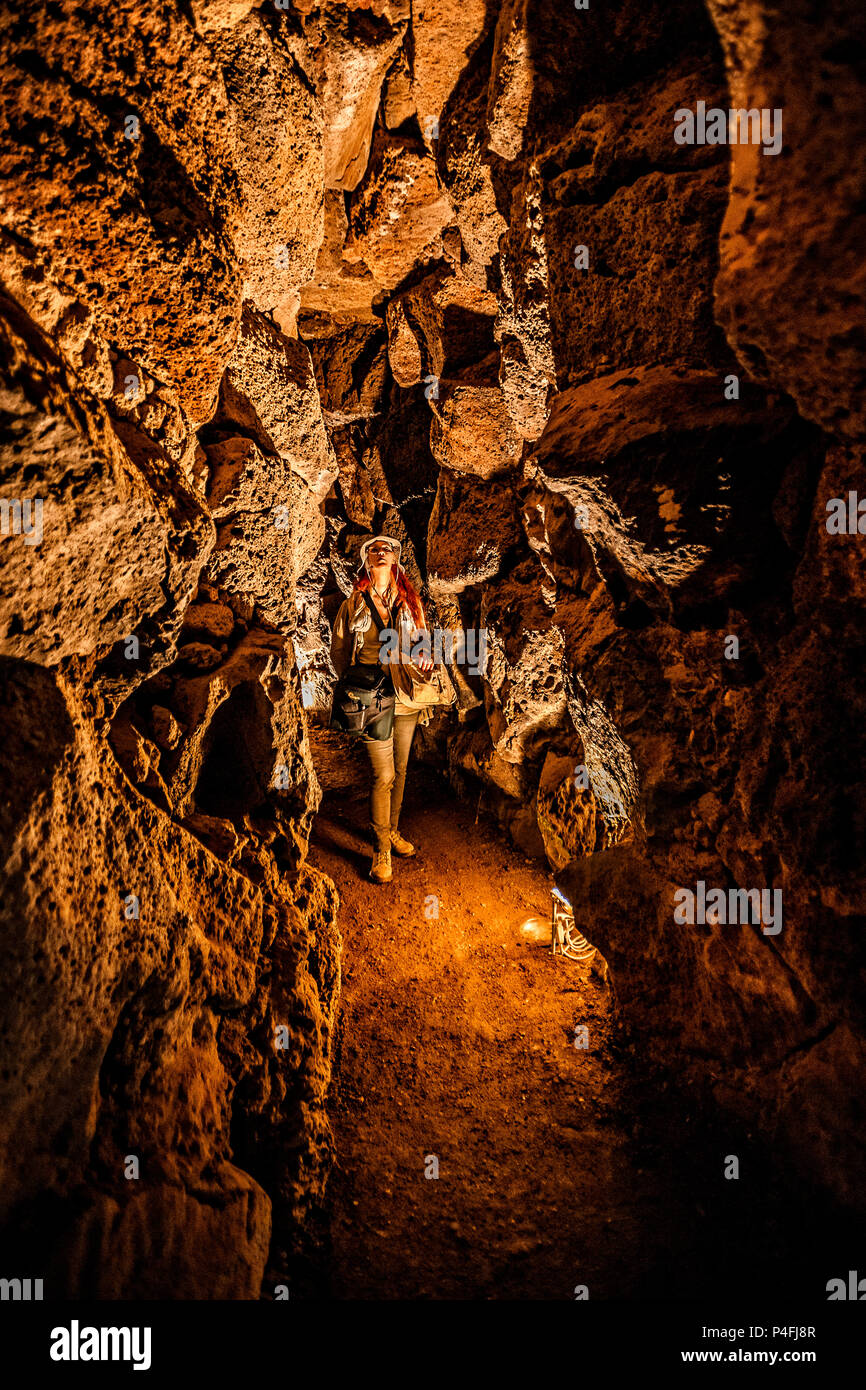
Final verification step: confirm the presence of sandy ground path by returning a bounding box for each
[306,728,857,1300]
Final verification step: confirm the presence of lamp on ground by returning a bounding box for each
[551,886,596,963]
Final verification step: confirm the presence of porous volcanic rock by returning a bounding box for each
[217,304,337,500]
[708,0,866,442]
[385,266,498,385]
[302,4,405,192]
[212,10,325,313]
[1,0,865,1299]
[411,0,491,144]
[429,354,523,477]
[427,467,520,596]
[344,130,453,291]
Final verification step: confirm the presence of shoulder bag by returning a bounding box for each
[330,591,396,740]
[395,622,458,709]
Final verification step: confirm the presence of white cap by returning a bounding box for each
[359,534,402,567]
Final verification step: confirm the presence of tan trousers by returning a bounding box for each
[363,710,420,851]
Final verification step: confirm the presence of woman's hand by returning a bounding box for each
[411,629,435,672]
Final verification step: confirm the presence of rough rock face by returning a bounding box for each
[310,6,405,191]
[0,1,342,1298]
[1,0,864,1297]
[344,129,453,291]
[708,0,866,441]
[214,10,325,314]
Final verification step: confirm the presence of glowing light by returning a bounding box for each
[519,915,550,943]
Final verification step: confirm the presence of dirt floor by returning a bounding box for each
[305,725,859,1301]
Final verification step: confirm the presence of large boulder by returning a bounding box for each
[429,354,523,478]
[299,189,382,322]
[344,131,452,292]
[0,371,211,675]
[301,318,389,424]
[481,560,570,764]
[385,266,498,385]
[410,0,490,145]
[437,34,507,271]
[307,7,405,191]
[213,11,324,313]
[203,436,326,629]
[707,0,866,441]
[216,305,337,501]
[427,469,520,597]
[486,0,534,162]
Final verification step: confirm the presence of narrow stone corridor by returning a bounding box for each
[1,0,864,1318]
[308,739,856,1300]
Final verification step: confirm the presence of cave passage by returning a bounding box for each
[1,0,864,1323]
[306,730,850,1300]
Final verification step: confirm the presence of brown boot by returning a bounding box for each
[370,846,392,883]
[390,829,415,857]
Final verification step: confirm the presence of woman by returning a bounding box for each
[330,535,435,884]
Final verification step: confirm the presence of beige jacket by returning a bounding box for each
[330,587,433,725]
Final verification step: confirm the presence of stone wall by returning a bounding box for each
[0,0,863,1296]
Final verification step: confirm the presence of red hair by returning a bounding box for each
[354,560,425,627]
